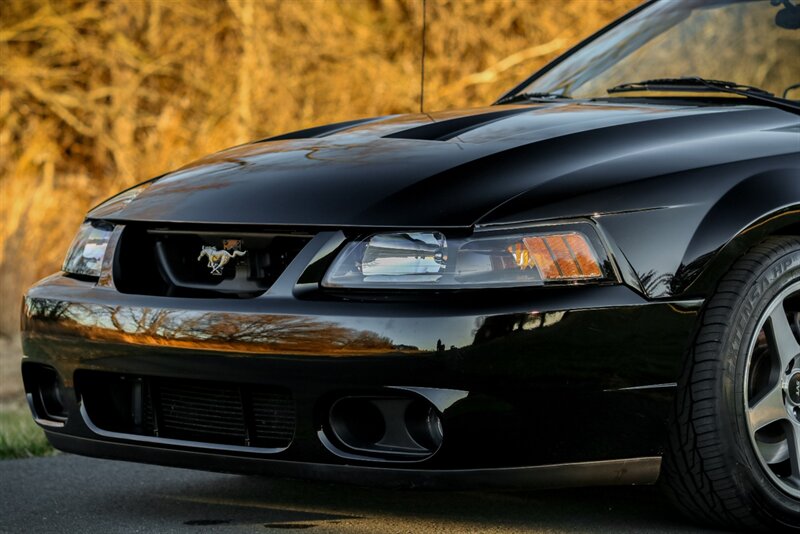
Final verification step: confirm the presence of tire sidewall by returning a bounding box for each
[724,246,800,527]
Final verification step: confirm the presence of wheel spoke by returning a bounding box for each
[744,284,800,498]
[769,305,800,370]
[748,382,787,431]
[756,438,790,465]
[790,423,800,479]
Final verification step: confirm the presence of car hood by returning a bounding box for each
[91,102,798,228]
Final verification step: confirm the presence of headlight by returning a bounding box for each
[63,221,114,278]
[322,222,614,289]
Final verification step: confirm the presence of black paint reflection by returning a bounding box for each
[24,297,411,356]
[23,288,699,391]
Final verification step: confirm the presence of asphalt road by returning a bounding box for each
[0,454,720,534]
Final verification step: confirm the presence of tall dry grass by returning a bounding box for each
[0,0,638,336]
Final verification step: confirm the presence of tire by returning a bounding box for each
[662,236,800,531]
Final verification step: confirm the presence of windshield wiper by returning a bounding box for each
[497,92,573,105]
[607,76,799,112]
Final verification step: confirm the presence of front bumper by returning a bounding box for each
[22,273,701,487]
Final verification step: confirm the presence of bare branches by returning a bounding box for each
[441,37,568,97]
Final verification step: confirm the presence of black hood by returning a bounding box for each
[91,102,798,228]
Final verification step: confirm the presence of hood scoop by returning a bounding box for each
[383,107,532,141]
[258,117,390,142]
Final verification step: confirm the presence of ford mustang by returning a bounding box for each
[20,0,800,530]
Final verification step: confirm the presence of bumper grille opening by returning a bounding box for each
[114,225,312,298]
[325,396,443,461]
[77,371,295,449]
[22,363,69,425]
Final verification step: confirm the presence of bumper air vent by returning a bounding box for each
[77,371,295,450]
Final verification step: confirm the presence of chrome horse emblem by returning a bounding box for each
[198,242,246,275]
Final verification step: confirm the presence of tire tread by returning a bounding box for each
[662,236,800,531]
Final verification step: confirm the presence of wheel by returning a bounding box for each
[662,236,800,531]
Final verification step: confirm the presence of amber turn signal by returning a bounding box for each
[507,233,603,281]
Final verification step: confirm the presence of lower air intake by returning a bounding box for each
[78,371,295,450]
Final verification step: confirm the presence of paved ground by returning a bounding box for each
[0,454,720,534]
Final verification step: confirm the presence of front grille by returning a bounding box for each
[155,380,249,443]
[251,390,297,444]
[78,372,295,449]
[114,226,312,298]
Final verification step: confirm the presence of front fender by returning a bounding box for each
[678,168,800,297]
[597,167,800,299]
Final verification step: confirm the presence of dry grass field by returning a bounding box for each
[0,0,639,416]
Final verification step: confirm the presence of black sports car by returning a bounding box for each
[21,0,800,530]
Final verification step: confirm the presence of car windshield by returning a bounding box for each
[515,0,800,101]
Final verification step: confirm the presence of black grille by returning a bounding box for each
[155,381,249,443]
[78,372,295,449]
[114,226,312,298]
[251,390,297,444]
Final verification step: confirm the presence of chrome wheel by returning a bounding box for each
[745,281,800,498]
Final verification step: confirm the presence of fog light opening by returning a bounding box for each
[405,400,444,451]
[329,397,386,447]
[325,395,443,460]
[22,363,68,423]
[39,378,67,419]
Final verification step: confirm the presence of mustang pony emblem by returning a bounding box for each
[198,245,246,275]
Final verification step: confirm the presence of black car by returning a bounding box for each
[21,0,800,530]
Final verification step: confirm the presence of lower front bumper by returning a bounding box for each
[22,274,701,482]
[46,431,661,490]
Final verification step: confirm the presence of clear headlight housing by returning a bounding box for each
[63,221,114,278]
[322,222,615,289]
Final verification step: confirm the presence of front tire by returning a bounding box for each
[662,237,800,531]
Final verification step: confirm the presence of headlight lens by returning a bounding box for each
[322,223,613,289]
[63,222,114,278]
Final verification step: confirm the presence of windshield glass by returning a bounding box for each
[517,0,800,101]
